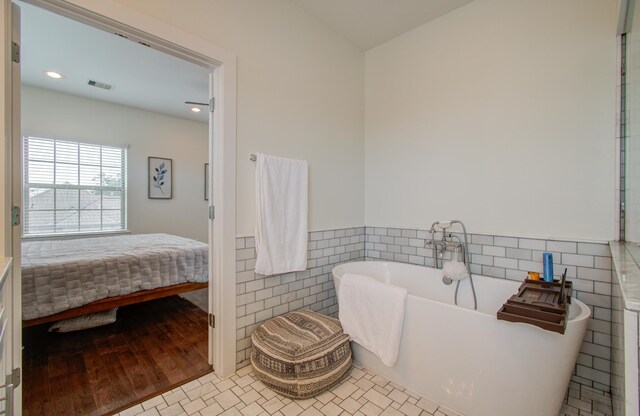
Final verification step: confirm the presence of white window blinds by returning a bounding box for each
[23,136,128,236]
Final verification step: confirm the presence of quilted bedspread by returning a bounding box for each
[21,233,208,320]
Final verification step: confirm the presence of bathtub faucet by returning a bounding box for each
[426,220,478,310]
[426,228,446,267]
[426,220,461,269]
[427,221,449,267]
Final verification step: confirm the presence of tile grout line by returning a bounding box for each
[234,225,613,391]
[118,362,612,416]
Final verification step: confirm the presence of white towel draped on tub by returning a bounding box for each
[255,153,308,276]
[338,273,408,367]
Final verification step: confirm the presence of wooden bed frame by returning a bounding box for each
[22,282,208,328]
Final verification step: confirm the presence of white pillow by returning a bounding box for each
[49,308,118,333]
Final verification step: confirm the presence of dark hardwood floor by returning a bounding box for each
[23,295,212,416]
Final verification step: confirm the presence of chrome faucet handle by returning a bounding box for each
[426,239,438,248]
[426,229,436,247]
[444,240,461,249]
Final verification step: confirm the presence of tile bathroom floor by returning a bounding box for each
[118,362,612,416]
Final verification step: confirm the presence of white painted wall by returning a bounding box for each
[21,85,209,242]
[365,0,617,241]
[12,0,619,244]
[110,0,366,236]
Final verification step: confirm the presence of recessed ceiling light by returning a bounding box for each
[191,107,202,113]
[44,71,64,79]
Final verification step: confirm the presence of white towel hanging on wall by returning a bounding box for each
[254,153,308,276]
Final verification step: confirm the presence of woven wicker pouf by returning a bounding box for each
[250,310,352,399]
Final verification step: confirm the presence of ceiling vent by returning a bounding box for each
[87,80,113,91]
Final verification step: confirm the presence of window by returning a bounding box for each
[23,136,127,237]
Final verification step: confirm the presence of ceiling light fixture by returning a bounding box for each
[191,107,202,113]
[44,71,64,79]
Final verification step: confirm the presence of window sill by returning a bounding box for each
[22,230,131,241]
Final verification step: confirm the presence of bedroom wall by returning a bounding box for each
[21,85,209,242]
[108,0,366,236]
[365,0,618,242]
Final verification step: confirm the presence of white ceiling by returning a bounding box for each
[294,0,475,50]
[19,1,210,123]
[19,0,475,120]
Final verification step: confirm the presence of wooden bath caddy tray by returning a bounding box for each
[497,279,572,334]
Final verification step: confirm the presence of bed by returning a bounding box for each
[21,233,208,326]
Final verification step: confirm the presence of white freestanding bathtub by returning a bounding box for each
[332,261,590,416]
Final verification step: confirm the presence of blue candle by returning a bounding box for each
[543,252,554,282]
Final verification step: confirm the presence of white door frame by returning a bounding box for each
[1,2,22,414]
[8,0,238,377]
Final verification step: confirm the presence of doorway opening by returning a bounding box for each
[10,0,235,413]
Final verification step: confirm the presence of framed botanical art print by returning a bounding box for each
[148,157,173,199]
